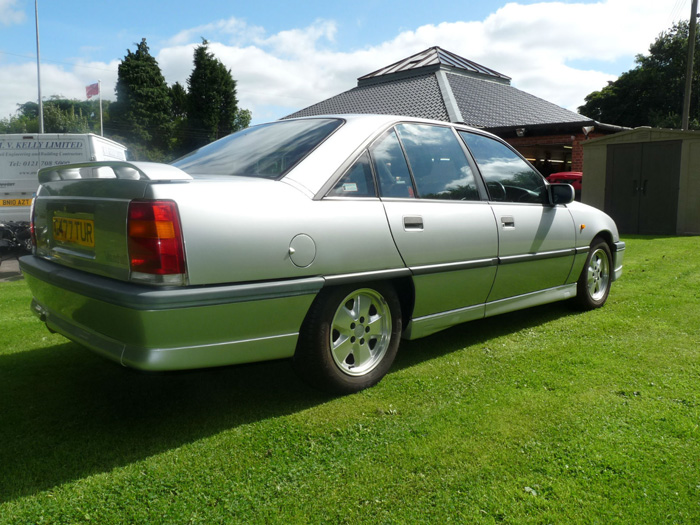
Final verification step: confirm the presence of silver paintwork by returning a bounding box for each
[144,179,406,286]
[22,257,317,370]
[487,202,575,301]
[382,199,498,317]
[21,114,625,372]
[612,241,625,281]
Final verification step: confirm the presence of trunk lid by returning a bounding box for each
[33,161,192,282]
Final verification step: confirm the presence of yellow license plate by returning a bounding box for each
[52,216,95,247]
[0,198,32,207]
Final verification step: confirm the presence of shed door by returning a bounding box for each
[605,140,681,235]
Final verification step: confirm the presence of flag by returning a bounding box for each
[86,82,99,99]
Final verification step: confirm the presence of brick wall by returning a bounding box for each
[572,133,606,171]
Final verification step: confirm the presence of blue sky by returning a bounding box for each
[0,0,693,124]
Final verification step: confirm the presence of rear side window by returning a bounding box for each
[172,118,343,180]
[328,152,377,197]
[459,131,546,204]
[371,130,415,198]
[396,123,480,201]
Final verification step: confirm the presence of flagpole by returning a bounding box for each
[35,0,44,133]
[98,79,103,136]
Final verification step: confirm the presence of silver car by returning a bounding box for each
[20,115,625,393]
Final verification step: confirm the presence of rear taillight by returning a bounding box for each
[127,200,187,285]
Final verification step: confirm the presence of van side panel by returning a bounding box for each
[0,134,127,221]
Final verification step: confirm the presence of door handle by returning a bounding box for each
[641,179,648,195]
[500,216,515,228]
[403,216,423,231]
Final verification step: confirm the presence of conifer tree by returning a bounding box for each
[186,39,238,149]
[111,38,173,156]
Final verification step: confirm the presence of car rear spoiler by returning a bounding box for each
[38,161,192,183]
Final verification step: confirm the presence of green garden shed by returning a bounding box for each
[582,128,700,235]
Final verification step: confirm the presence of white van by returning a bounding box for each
[0,133,127,221]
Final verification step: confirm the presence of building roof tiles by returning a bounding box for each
[284,46,596,133]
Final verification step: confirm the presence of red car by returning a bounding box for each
[547,171,582,191]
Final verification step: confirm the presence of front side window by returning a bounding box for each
[459,131,546,204]
[396,124,480,201]
[371,130,415,198]
[172,118,343,180]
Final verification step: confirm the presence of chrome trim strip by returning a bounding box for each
[323,267,412,285]
[575,246,590,255]
[613,241,626,252]
[129,331,299,354]
[20,255,324,311]
[498,248,576,265]
[410,257,498,275]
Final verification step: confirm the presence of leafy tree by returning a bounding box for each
[579,21,700,129]
[42,104,89,133]
[110,38,173,156]
[185,39,239,150]
[0,98,110,134]
[232,108,252,132]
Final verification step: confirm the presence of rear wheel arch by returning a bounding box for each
[387,276,415,332]
[293,278,410,393]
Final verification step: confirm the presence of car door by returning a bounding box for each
[369,124,499,336]
[458,131,576,303]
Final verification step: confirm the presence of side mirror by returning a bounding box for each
[548,183,575,205]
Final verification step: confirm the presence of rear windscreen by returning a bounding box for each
[172,118,343,180]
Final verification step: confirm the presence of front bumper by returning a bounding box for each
[20,256,323,371]
[612,241,625,281]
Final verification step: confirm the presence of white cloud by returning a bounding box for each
[259,19,338,56]
[0,0,24,26]
[165,17,266,47]
[0,60,120,118]
[0,0,682,123]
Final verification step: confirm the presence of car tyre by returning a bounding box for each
[294,283,402,394]
[574,237,612,310]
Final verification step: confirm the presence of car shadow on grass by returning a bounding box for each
[0,301,579,503]
[393,301,576,372]
[0,340,326,503]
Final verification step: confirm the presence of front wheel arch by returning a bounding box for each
[574,236,613,310]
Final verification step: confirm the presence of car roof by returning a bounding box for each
[282,114,495,195]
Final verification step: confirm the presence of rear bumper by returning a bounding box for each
[20,256,323,371]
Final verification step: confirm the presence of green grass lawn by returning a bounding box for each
[1,236,698,523]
